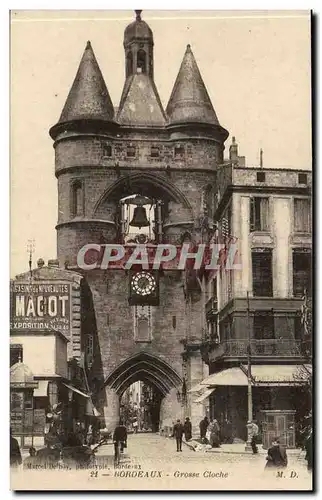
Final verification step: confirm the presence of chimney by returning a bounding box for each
[48,259,60,268]
[37,258,45,268]
[229,136,238,164]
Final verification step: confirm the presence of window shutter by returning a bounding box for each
[294,199,311,232]
[252,249,273,297]
[261,198,269,231]
[293,250,311,297]
[250,197,255,232]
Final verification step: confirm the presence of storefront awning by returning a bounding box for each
[194,388,215,404]
[201,367,248,386]
[199,364,312,388]
[241,364,312,386]
[62,382,90,398]
[34,380,49,397]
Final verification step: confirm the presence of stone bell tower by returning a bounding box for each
[49,11,229,432]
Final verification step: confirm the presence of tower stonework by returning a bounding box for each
[50,13,229,432]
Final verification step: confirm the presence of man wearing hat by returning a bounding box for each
[172,419,184,452]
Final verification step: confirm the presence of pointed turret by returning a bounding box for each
[50,41,116,139]
[166,45,222,128]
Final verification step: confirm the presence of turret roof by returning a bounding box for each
[166,45,220,127]
[124,10,153,45]
[58,41,114,124]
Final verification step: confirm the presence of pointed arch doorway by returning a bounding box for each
[103,352,183,433]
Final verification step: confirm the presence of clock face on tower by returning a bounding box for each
[129,270,159,306]
[131,271,156,296]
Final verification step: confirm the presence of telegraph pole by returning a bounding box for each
[27,239,35,446]
[245,291,253,451]
[27,239,35,279]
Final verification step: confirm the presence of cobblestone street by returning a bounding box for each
[91,433,312,491]
[13,433,313,491]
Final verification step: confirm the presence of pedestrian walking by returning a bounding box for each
[265,438,288,469]
[209,418,221,448]
[86,424,93,446]
[183,417,192,441]
[74,421,85,445]
[222,417,233,443]
[172,419,184,452]
[113,420,128,455]
[133,419,138,434]
[10,428,22,468]
[250,420,259,454]
[304,429,312,471]
[199,416,209,443]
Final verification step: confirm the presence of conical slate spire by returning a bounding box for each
[166,44,220,127]
[58,41,114,123]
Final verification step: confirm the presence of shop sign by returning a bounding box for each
[11,409,46,434]
[10,281,72,333]
[24,409,46,433]
[11,411,23,433]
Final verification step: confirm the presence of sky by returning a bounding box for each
[10,10,312,277]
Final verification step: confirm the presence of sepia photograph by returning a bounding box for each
[9,9,312,491]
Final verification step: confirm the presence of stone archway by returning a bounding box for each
[93,172,193,215]
[100,352,183,432]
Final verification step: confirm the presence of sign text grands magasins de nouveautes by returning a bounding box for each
[10,282,71,332]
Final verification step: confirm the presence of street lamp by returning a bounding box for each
[245,291,253,452]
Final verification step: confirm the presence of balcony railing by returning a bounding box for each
[217,339,307,357]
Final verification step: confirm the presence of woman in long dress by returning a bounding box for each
[209,419,221,448]
[183,417,192,441]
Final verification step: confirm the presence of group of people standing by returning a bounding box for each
[171,416,228,452]
[199,416,222,448]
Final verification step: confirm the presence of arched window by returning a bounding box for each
[71,180,84,217]
[137,49,146,74]
[181,231,192,244]
[126,51,133,78]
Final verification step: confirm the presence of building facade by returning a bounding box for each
[200,141,312,443]
[48,11,226,432]
[11,11,311,443]
[10,259,94,446]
